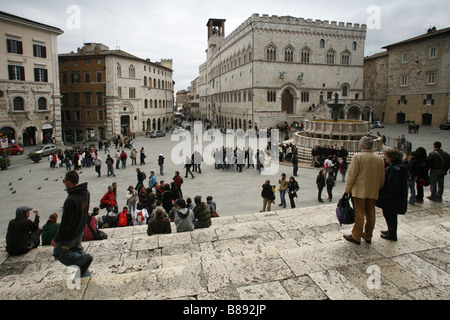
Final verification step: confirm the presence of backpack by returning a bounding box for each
[136,210,145,223]
[118,211,128,227]
[207,204,218,218]
[336,193,355,226]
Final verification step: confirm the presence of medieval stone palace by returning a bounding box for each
[190,14,369,129]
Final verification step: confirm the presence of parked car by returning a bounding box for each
[172,127,186,134]
[149,130,166,138]
[28,144,57,157]
[0,143,24,155]
[439,122,450,130]
[370,121,385,129]
[155,130,166,137]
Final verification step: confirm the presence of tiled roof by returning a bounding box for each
[382,27,450,49]
[0,10,63,34]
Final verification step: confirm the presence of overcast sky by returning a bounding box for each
[3,0,449,92]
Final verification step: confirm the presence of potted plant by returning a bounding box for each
[29,152,43,163]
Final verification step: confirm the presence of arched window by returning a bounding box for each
[129,65,135,78]
[266,44,277,61]
[38,97,47,110]
[352,42,357,51]
[13,97,24,111]
[320,39,325,48]
[326,50,335,65]
[149,77,152,88]
[342,85,348,97]
[301,47,310,63]
[144,99,148,108]
[341,51,350,66]
[284,46,294,62]
[117,63,121,77]
[143,76,147,87]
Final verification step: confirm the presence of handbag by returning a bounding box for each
[336,193,355,226]
[87,219,108,240]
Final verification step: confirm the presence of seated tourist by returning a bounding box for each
[6,207,42,256]
[147,209,172,236]
[41,213,60,246]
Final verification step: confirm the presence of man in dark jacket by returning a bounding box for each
[376,148,408,241]
[5,207,41,256]
[427,141,450,202]
[51,171,93,277]
[261,180,275,212]
[158,154,165,176]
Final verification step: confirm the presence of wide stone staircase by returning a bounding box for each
[1,196,449,300]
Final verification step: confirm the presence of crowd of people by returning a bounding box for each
[211,147,267,174]
[311,145,349,168]
[94,170,218,235]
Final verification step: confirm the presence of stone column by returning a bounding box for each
[105,95,119,140]
[52,93,62,145]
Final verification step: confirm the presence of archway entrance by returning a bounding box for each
[121,115,130,135]
[347,106,361,120]
[0,127,16,143]
[281,89,294,114]
[23,127,37,146]
[422,113,432,126]
[396,112,406,124]
[42,123,53,144]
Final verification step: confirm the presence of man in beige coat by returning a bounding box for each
[344,137,385,245]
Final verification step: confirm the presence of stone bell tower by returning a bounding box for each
[206,18,226,59]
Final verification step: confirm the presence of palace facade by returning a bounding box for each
[59,43,174,144]
[0,11,63,145]
[194,14,368,129]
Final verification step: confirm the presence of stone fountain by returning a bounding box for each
[291,93,382,162]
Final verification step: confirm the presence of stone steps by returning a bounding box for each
[1,197,450,300]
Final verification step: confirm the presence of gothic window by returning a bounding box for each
[266,44,277,61]
[326,50,335,65]
[301,47,310,63]
[117,63,121,77]
[284,46,294,62]
[129,65,135,78]
[341,51,350,65]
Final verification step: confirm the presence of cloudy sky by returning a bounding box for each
[3,0,449,92]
